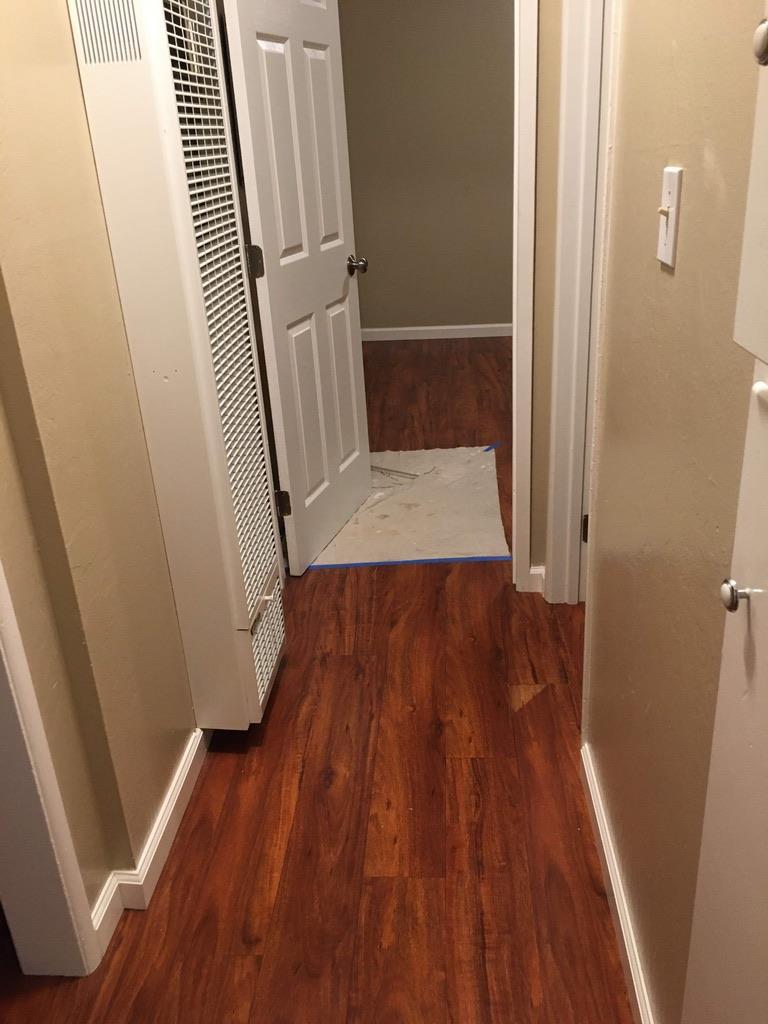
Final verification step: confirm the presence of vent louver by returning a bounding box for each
[163,0,278,628]
[251,581,286,702]
[74,0,141,64]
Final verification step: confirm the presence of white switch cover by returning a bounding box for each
[657,166,683,267]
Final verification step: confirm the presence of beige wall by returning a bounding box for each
[0,1,195,903]
[339,0,514,329]
[585,3,760,1022]
[530,0,561,566]
[0,302,129,902]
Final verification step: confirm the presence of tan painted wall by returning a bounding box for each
[0,296,129,903]
[584,2,761,1021]
[530,0,561,566]
[0,1,195,903]
[339,0,514,329]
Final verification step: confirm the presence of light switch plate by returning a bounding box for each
[657,166,683,267]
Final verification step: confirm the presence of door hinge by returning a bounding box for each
[246,243,265,279]
[582,513,589,544]
[276,489,292,517]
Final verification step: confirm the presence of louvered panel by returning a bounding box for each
[251,580,286,703]
[74,0,141,64]
[163,0,278,625]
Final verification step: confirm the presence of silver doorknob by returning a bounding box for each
[754,19,768,65]
[347,254,368,276]
[720,578,751,612]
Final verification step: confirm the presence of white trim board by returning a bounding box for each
[544,0,606,604]
[578,0,622,606]
[361,324,513,342]
[511,0,538,593]
[581,743,657,1024]
[0,559,102,976]
[518,564,546,594]
[91,728,208,948]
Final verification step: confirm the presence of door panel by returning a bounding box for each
[682,27,768,1017]
[258,36,307,259]
[289,315,328,501]
[681,365,768,1023]
[306,45,343,246]
[225,0,371,574]
[328,299,361,468]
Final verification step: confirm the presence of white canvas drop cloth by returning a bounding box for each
[312,447,511,568]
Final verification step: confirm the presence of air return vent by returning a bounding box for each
[73,0,140,64]
[251,580,286,703]
[70,0,285,728]
[164,0,278,625]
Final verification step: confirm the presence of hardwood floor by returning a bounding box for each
[0,338,632,1023]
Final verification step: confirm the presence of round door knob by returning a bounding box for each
[754,19,768,65]
[720,578,751,612]
[347,254,368,276]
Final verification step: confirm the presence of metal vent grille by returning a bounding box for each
[74,0,141,63]
[251,583,286,702]
[163,0,277,623]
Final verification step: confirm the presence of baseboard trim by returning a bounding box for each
[361,323,513,342]
[91,729,207,949]
[516,564,546,593]
[581,743,656,1024]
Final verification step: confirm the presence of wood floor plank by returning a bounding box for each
[184,654,319,960]
[349,878,447,1024]
[77,740,248,1024]
[440,646,494,758]
[444,562,512,658]
[364,566,447,878]
[212,956,261,1024]
[252,655,383,1023]
[284,567,377,656]
[446,872,543,1024]
[80,656,317,1024]
[513,686,635,1023]
[445,754,543,1023]
[505,594,571,687]
[551,603,586,725]
[446,757,525,877]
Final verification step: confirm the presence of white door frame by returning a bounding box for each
[513,0,613,602]
[511,0,539,592]
[0,559,102,976]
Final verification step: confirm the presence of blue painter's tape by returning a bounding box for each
[309,554,513,570]
[483,441,501,452]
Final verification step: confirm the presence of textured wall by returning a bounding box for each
[339,0,514,328]
[584,2,761,1021]
[0,1,195,902]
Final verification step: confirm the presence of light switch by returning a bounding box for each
[657,166,683,268]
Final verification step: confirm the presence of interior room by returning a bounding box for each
[2,1,767,1023]
[310,0,516,570]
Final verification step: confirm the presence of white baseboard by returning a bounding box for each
[581,743,656,1024]
[91,728,207,950]
[361,323,513,342]
[516,564,546,593]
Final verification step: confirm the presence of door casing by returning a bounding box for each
[0,557,102,976]
[514,0,614,605]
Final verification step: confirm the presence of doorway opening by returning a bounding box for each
[220,0,519,577]
[307,2,515,571]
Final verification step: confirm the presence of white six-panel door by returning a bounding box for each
[224,0,371,574]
